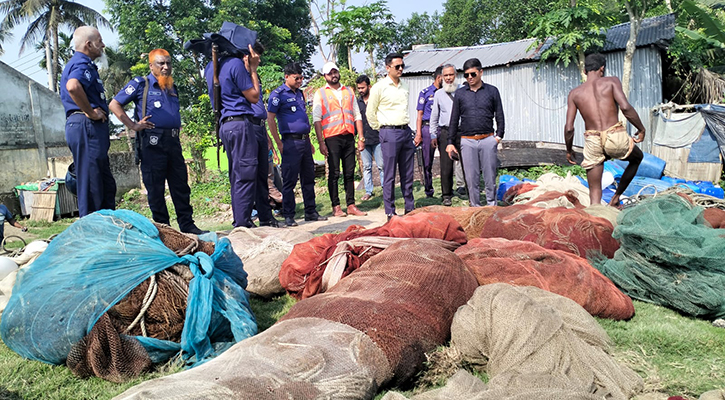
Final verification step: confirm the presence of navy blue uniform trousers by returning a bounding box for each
[139,128,195,231]
[251,122,273,223]
[65,114,116,217]
[221,118,271,228]
[421,124,435,196]
[281,137,317,219]
[379,127,415,215]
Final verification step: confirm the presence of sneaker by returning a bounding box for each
[182,226,209,235]
[361,193,372,201]
[284,217,298,227]
[347,204,367,216]
[332,205,347,217]
[304,213,328,221]
[442,197,452,206]
[259,218,283,228]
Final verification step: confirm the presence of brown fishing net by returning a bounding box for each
[455,238,634,320]
[280,239,478,385]
[405,206,498,239]
[480,204,620,258]
[112,317,392,400]
[66,224,214,382]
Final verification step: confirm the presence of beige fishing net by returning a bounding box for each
[112,317,392,400]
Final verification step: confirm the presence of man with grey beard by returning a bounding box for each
[430,64,461,206]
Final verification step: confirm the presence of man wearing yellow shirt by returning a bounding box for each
[366,53,418,220]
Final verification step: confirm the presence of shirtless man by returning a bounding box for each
[565,53,646,207]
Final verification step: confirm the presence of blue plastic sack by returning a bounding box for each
[613,152,666,179]
[0,210,257,366]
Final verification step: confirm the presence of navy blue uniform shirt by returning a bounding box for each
[60,51,108,117]
[252,95,267,120]
[113,74,181,129]
[204,57,254,119]
[416,84,437,121]
[267,84,310,135]
[448,83,505,145]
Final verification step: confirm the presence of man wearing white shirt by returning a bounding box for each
[313,62,367,217]
[430,64,463,206]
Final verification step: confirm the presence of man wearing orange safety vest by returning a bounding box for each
[313,62,367,217]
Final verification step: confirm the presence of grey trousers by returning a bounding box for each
[461,136,498,207]
[454,160,465,189]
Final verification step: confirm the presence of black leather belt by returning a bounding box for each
[422,121,430,126]
[221,115,263,125]
[381,124,408,130]
[283,133,309,140]
[439,126,449,129]
[146,128,180,137]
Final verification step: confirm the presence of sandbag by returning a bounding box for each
[226,227,314,298]
[450,284,642,399]
[113,318,392,400]
[281,239,478,385]
[279,213,467,299]
[504,173,591,207]
[481,205,619,258]
[455,238,634,320]
[406,206,498,239]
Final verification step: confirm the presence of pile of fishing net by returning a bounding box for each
[279,213,467,299]
[225,226,314,298]
[455,238,634,320]
[0,210,257,383]
[383,284,643,400]
[503,172,592,207]
[113,239,478,399]
[406,206,498,239]
[594,194,725,319]
[481,204,619,258]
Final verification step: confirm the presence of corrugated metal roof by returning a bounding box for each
[403,13,675,74]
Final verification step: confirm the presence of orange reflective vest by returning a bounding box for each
[318,86,355,139]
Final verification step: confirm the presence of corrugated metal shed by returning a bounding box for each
[402,47,663,151]
[402,13,675,74]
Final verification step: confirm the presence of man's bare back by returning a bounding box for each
[568,77,622,132]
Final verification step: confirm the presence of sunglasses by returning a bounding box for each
[463,72,478,78]
[392,64,405,70]
[293,76,303,81]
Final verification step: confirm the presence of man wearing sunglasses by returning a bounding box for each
[268,62,327,227]
[366,53,417,220]
[446,58,505,207]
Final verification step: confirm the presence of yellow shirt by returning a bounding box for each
[366,76,410,130]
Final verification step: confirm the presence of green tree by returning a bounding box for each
[438,0,486,47]
[529,0,615,80]
[180,94,215,183]
[34,29,72,85]
[0,0,110,92]
[98,46,133,102]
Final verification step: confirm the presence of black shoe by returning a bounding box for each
[304,213,328,221]
[426,193,435,198]
[456,187,467,196]
[182,226,209,235]
[442,197,452,206]
[386,213,397,222]
[404,209,413,215]
[259,218,282,228]
[284,217,298,227]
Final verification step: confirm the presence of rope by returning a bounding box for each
[125,274,158,337]
[621,185,725,209]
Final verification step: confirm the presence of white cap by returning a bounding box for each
[322,62,339,75]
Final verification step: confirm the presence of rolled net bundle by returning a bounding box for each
[443,284,641,399]
[279,213,467,299]
[226,227,314,298]
[480,204,619,258]
[281,239,478,385]
[406,206,498,239]
[455,238,634,320]
[113,317,392,400]
[1,210,257,382]
[593,194,725,319]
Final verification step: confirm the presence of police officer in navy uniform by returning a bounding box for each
[203,38,279,229]
[109,48,206,234]
[267,62,327,227]
[415,66,443,198]
[60,26,116,217]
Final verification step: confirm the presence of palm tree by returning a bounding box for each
[0,23,10,55]
[98,46,133,101]
[0,0,111,92]
[34,29,71,82]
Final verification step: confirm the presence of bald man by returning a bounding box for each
[109,49,206,234]
[60,26,116,217]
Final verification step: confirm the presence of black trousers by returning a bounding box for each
[437,127,455,199]
[325,134,356,207]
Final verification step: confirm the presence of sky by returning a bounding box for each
[0,0,445,89]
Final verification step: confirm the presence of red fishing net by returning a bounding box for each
[280,239,478,385]
[279,213,467,299]
[456,238,634,320]
[406,206,499,239]
[480,205,619,258]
